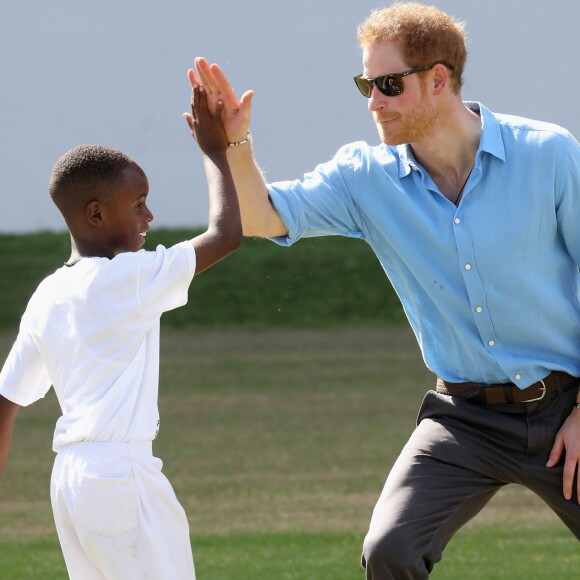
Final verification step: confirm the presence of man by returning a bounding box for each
[190,2,580,577]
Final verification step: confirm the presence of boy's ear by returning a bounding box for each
[86,201,104,227]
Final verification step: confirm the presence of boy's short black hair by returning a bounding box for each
[49,144,136,220]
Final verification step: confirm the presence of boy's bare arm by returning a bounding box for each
[183,84,242,275]
[0,395,20,478]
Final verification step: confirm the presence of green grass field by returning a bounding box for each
[1,328,578,579]
[0,232,578,578]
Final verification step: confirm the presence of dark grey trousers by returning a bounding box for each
[361,380,580,579]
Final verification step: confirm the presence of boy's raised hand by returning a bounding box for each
[183,83,227,156]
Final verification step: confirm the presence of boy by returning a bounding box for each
[0,84,240,579]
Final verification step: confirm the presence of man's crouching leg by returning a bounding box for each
[361,391,505,579]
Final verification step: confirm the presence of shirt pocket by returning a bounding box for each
[76,475,140,537]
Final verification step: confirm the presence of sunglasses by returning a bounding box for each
[353,62,452,98]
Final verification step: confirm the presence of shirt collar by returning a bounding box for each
[395,101,506,178]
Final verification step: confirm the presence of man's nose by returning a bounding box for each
[368,84,386,112]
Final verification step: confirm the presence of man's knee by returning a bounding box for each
[362,529,429,579]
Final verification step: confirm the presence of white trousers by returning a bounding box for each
[50,441,196,580]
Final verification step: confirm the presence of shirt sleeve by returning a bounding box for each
[136,241,197,322]
[267,142,367,246]
[554,130,580,266]
[0,329,52,406]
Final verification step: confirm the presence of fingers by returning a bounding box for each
[546,433,563,468]
[183,112,194,131]
[210,63,239,104]
[185,80,228,153]
[239,89,255,114]
[189,57,251,141]
[562,454,579,501]
[546,421,580,503]
[183,78,196,130]
[187,68,198,88]
[195,57,218,94]
[214,98,224,121]
[563,438,580,503]
[191,84,219,126]
[192,84,207,121]
[183,84,205,139]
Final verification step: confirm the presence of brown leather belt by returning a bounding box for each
[436,371,578,405]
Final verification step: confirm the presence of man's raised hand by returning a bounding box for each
[189,58,254,143]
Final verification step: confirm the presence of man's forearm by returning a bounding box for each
[227,142,287,238]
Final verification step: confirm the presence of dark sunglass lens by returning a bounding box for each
[377,75,403,97]
[354,76,373,97]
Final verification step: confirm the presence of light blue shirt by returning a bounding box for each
[267,103,580,388]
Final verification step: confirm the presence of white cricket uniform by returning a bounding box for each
[0,242,197,579]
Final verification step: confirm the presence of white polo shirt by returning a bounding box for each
[0,242,196,451]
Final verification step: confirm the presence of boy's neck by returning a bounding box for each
[67,236,111,265]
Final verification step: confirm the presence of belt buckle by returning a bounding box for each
[521,379,546,403]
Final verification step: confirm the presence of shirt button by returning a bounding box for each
[476,306,483,313]
[454,218,461,224]
[515,374,521,380]
[488,340,495,347]
[465,263,472,270]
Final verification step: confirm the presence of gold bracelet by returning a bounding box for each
[227,131,251,147]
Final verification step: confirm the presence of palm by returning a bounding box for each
[212,92,244,136]
[190,58,253,141]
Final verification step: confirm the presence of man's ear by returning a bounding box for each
[432,63,449,95]
[86,200,104,227]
